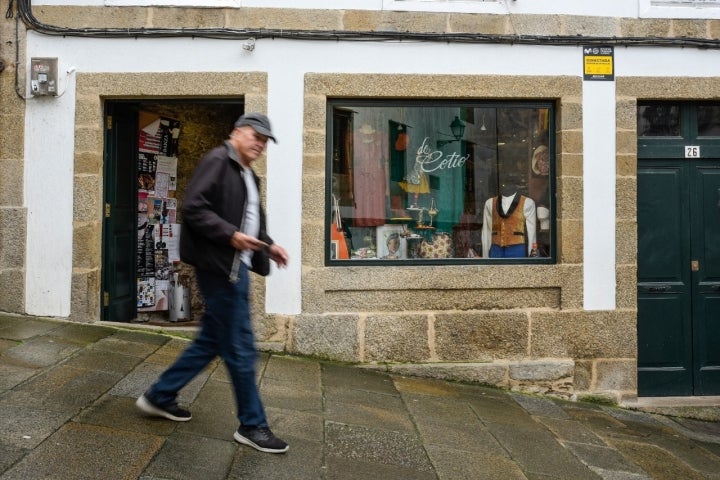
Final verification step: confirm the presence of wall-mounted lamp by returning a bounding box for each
[436,116,466,148]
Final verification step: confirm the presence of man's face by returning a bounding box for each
[232,126,269,165]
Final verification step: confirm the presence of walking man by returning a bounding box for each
[136,112,290,454]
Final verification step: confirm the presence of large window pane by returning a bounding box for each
[328,101,554,263]
[637,103,681,137]
[698,104,720,137]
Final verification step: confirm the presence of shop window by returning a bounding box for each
[326,101,555,264]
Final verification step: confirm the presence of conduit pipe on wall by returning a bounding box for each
[10,0,720,49]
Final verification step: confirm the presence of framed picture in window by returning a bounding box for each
[376,225,407,260]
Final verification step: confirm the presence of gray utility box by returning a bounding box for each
[30,57,58,96]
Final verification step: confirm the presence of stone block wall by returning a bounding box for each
[0,12,27,313]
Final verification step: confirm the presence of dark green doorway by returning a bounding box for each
[637,102,720,396]
[101,100,242,322]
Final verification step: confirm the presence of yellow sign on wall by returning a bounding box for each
[583,46,614,81]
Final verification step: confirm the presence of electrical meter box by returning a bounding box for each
[30,57,58,96]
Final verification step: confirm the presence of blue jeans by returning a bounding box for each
[145,264,267,427]
[489,244,526,258]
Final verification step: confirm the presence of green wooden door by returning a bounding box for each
[637,158,720,395]
[691,161,720,394]
[637,159,693,395]
[102,103,138,321]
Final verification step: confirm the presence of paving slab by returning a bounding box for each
[606,438,707,480]
[74,395,178,437]
[0,423,163,480]
[486,421,602,479]
[264,406,324,442]
[0,401,71,449]
[142,433,236,480]
[324,421,433,471]
[109,361,211,406]
[415,420,508,455]
[0,338,19,353]
[0,317,61,340]
[324,456,437,480]
[425,446,528,480]
[535,416,608,446]
[61,348,143,376]
[176,379,238,440]
[322,363,397,394]
[228,436,323,480]
[260,376,324,413]
[88,335,165,358]
[510,391,572,419]
[3,336,82,368]
[0,445,25,475]
[323,388,416,432]
[0,363,38,392]
[2,365,121,415]
[563,441,649,476]
[46,323,117,345]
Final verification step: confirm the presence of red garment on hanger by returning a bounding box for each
[352,130,387,227]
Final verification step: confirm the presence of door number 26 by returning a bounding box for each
[685,145,701,158]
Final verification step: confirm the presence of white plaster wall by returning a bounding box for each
[23,30,720,316]
[24,74,76,317]
[582,80,616,311]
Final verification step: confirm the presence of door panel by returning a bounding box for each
[102,104,138,321]
[637,165,689,282]
[695,295,720,394]
[692,163,720,394]
[637,160,693,396]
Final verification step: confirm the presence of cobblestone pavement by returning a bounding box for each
[2,314,720,480]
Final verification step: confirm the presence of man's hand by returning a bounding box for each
[231,232,288,267]
[230,231,267,251]
[268,244,289,268]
